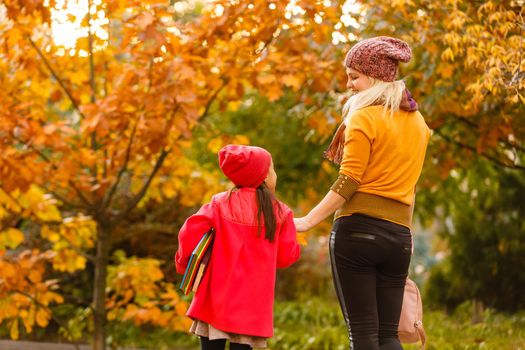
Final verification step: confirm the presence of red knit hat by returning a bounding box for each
[344,36,412,82]
[218,144,272,188]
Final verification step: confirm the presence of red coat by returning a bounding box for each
[175,188,300,337]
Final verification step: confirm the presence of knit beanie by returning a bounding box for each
[218,144,272,188]
[344,36,412,82]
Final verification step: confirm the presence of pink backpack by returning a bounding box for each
[398,278,426,349]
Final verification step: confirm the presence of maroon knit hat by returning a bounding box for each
[218,144,272,188]
[344,36,412,82]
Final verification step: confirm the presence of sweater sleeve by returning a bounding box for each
[331,110,376,200]
[174,200,215,274]
[276,209,301,269]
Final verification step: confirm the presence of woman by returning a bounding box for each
[294,36,430,350]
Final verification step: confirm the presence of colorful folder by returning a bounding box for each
[180,228,215,295]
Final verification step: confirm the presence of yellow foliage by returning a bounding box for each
[0,228,25,250]
[10,319,19,340]
[106,253,189,331]
[35,309,49,327]
[441,47,455,62]
[39,215,95,273]
[208,136,225,153]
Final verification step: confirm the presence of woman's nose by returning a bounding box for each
[346,79,352,89]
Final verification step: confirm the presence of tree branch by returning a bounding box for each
[101,122,138,213]
[198,21,278,123]
[86,0,101,198]
[451,115,525,153]
[12,135,95,210]
[110,148,170,227]
[199,79,229,123]
[101,55,158,213]
[26,36,86,120]
[433,128,525,171]
[41,185,83,210]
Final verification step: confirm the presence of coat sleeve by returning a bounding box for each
[175,200,215,274]
[276,209,301,269]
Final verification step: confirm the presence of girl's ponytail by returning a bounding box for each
[256,183,279,242]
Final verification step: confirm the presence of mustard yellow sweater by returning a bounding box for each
[331,105,431,228]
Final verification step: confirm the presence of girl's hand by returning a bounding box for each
[293,217,312,232]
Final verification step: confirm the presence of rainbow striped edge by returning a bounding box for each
[179,228,215,295]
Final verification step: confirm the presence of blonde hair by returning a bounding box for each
[343,78,406,125]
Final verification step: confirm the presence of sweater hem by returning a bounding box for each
[334,192,412,229]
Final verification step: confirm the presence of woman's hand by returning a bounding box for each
[293,217,313,232]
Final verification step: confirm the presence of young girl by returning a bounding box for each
[294,36,430,350]
[175,144,300,350]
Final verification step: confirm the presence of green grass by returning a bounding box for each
[9,298,523,349]
[107,298,525,349]
[269,298,525,350]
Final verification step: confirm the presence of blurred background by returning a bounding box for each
[0,0,524,349]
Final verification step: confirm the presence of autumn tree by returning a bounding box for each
[356,0,525,311]
[359,0,525,172]
[0,0,348,349]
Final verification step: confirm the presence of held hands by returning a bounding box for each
[293,190,345,232]
[293,216,313,232]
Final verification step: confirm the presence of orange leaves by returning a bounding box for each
[307,110,334,139]
[2,0,345,206]
[0,249,63,339]
[437,63,455,79]
[135,13,156,30]
[106,252,190,331]
[282,74,303,91]
[3,0,52,25]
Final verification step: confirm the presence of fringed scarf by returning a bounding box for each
[323,88,419,165]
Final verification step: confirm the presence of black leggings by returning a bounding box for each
[200,337,252,350]
[329,214,412,350]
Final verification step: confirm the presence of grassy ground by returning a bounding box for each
[108,297,525,349]
[7,298,524,349]
[270,298,525,350]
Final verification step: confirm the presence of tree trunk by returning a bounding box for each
[471,299,484,324]
[92,225,110,350]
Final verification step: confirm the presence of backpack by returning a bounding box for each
[399,278,426,349]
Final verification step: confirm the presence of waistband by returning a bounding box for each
[334,192,413,229]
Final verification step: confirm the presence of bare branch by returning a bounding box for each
[110,148,170,227]
[101,122,139,212]
[199,79,229,122]
[68,180,95,211]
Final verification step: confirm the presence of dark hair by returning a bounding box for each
[256,183,281,242]
[228,183,281,242]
